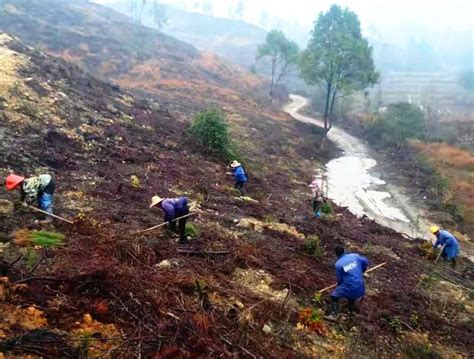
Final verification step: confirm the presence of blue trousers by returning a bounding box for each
[38,193,54,215]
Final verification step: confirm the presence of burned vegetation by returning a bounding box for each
[0,28,472,359]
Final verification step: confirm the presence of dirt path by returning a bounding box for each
[285,95,474,262]
[285,95,436,239]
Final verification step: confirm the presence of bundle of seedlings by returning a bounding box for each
[13,229,65,248]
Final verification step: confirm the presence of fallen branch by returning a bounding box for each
[177,249,230,256]
[27,206,74,224]
[318,262,387,293]
[136,211,200,234]
[13,276,65,285]
[219,335,256,359]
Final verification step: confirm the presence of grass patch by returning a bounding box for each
[414,142,474,230]
[404,344,442,359]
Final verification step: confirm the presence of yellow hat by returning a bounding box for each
[149,196,164,208]
[230,160,241,168]
[430,226,440,234]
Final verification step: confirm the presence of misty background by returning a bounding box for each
[95,0,473,119]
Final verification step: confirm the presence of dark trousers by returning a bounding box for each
[168,206,189,243]
[235,181,245,196]
[330,296,356,315]
[442,253,457,268]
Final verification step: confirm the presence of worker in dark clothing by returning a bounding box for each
[431,226,460,267]
[311,190,325,218]
[326,245,369,321]
[150,196,189,244]
[228,160,247,196]
[5,173,55,223]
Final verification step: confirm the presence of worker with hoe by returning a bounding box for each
[325,245,369,321]
[431,226,460,267]
[150,195,190,244]
[5,173,55,223]
[228,160,247,196]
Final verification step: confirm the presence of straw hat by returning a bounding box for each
[230,160,241,168]
[149,195,164,208]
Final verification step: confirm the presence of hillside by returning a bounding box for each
[107,1,267,68]
[0,0,267,115]
[0,33,473,358]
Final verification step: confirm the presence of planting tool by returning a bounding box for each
[28,205,74,224]
[318,262,387,293]
[434,244,446,263]
[137,211,200,234]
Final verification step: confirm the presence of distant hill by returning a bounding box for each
[0,0,267,113]
[107,1,267,68]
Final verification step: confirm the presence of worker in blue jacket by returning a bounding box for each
[228,160,248,196]
[431,226,460,267]
[326,245,369,321]
[150,196,189,244]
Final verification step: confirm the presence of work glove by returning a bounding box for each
[21,202,28,208]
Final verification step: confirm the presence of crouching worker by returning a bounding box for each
[431,226,460,267]
[150,196,189,244]
[5,173,55,223]
[311,190,325,218]
[228,160,247,196]
[326,245,368,321]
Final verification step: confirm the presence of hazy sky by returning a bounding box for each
[95,0,474,33]
[94,0,474,53]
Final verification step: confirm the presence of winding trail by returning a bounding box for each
[285,94,433,239]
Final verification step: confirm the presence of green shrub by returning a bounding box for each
[321,202,333,215]
[188,108,236,160]
[185,223,199,237]
[367,102,425,148]
[303,235,323,259]
[386,316,402,333]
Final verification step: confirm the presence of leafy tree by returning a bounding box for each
[367,102,425,148]
[152,0,167,30]
[201,1,213,16]
[300,5,378,133]
[188,108,236,160]
[127,0,144,24]
[257,30,299,102]
[232,0,245,18]
[128,0,167,29]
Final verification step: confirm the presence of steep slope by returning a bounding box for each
[108,1,267,68]
[0,34,473,358]
[0,0,267,114]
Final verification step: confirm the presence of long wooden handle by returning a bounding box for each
[318,262,387,293]
[28,205,74,224]
[435,244,446,263]
[137,211,200,234]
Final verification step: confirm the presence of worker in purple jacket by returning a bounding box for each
[326,245,369,321]
[150,196,189,244]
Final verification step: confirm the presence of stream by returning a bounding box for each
[285,94,433,239]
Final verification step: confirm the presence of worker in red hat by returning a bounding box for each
[5,173,56,223]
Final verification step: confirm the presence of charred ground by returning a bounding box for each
[0,0,269,115]
[0,16,473,359]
